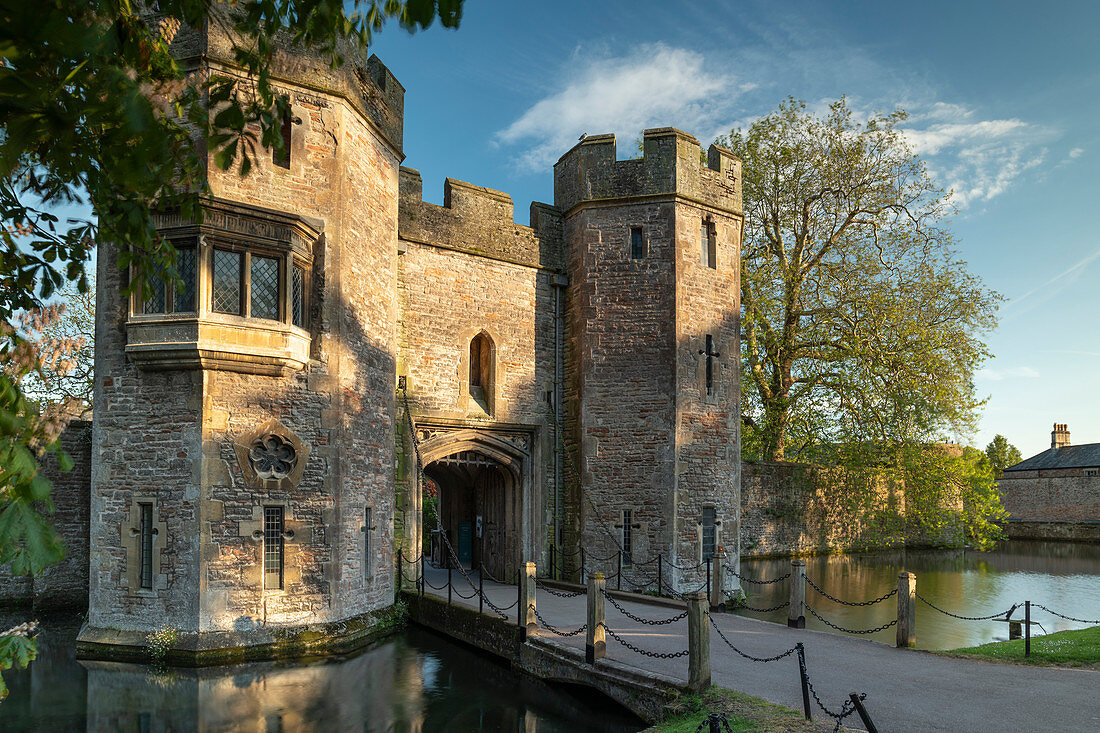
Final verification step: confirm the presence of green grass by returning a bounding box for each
[647,686,837,733]
[936,625,1100,669]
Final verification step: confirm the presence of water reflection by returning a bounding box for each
[2,615,642,732]
[738,540,1100,650]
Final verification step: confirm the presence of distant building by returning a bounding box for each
[999,423,1100,540]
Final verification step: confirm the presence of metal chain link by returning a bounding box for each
[915,593,1016,621]
[805,575,898,607]
[797,642,863,726]
[728,598,791,613]
[600,623,690,659]
[1031,604,1100,625]
[725,565,791,585]
[531,606,588,637]
[535,579,586,598]
[709,616,798,662]
[601,589,688,625]
[804,602,898,635]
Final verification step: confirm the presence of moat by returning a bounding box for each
[737,539,1100,649]
[2,616,644,732]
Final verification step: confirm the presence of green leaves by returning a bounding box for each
[0,630,38,700]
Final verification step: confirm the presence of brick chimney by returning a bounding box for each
[1051,423,1071,449]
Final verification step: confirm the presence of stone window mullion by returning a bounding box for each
[242,251,252,318]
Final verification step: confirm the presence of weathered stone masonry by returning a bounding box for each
[73,21,743,661]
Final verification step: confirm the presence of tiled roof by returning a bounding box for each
[1004,443,1100,471]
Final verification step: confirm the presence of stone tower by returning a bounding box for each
[79,21,404,659]
[554,128,743,588]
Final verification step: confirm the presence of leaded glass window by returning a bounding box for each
[292,264,305,328]
[701,506,716,562]
[630,226,644,259]
[250,255,280,321]
[139,503,154,589]
[143,271,166,314]
[174,247,197,312]
[213,249,242,314]
[264,506,284,590]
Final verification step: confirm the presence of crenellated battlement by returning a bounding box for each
[399,167,563,270]
[195,12,405,152]
[553,127,741,215]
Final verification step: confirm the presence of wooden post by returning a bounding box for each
[586,572,605,664]
[580,547,586,584]
[896,571,916,648]
[686,591,711,692]
[419,554,424,598]
[519,561,537,640]
[788,560,806,628]
[709,554,724,609]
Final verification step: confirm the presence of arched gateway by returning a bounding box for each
[417,430,531,581]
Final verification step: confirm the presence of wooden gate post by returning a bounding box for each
[709,554,724,609]
[896,571,916,648]
[788,559,806,628]
[586,572,605,663]
[687,591,711,692]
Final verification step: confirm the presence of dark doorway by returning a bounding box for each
[425,450,518,581]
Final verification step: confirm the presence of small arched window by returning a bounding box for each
[469,332,493,410]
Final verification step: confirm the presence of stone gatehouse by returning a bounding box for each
[74,21,743,660]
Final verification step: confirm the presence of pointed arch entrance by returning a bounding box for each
[419,430,529,582]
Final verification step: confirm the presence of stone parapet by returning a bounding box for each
[398,168,564,270]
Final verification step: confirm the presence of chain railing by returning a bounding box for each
[600,622,690,659]
[535,579,585,598]
[795,642,865,732]
[725,564,790,585]
[806,575,897,606]
[804,602,899,635]
[708,616,798,663]
[727,598,791,613]
[601,589,688,626]
[531,606,587,637]
[1031,604,1100,625]
[915,593,1017,621]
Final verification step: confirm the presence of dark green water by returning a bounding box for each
[736,539,1100,649]
[0,615,643,732]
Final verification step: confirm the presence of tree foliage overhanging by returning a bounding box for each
[718,98,1001,462]
[0,0,463,699]
[719,98,1004,547]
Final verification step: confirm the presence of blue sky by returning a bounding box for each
[370,0,1100,459]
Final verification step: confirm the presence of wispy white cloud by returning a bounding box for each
[495,43,749,170]
[1069,147,1085,159]
[899,103,1051,208]
[976,366,1041,381]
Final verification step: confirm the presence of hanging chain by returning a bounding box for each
[797,642,864,728]
[600,623,690,659]
[1031,604,1100,625]
[601,589,688,625]
[728,598,791,613]
[805,575,897,606]
[531,606,588,637]
[915,593,1017,621]
[725,565,791,584]
[708,616,798,662]
[804,602,898,635]
[535,579,586,598]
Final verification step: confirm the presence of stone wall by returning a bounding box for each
[0,420,91,609]
[395,171,564,570]
[740,460,967,557]
[558,128,742,587]
[999,469,1100,522]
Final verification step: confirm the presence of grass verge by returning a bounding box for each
[935,625,1100,669]
[646,686,841,732]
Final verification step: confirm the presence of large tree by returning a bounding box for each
[985,434,1023,478]
[718,98,1000,462]
[0,0,463,698]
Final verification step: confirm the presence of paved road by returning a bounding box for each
[418,567,1100,732]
